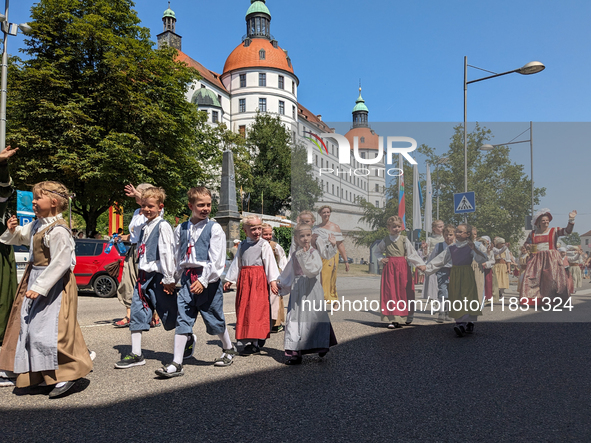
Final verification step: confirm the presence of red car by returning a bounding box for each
[74,239,126,298]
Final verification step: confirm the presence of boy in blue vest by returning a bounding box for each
[115,187,177,369]
[155,187,236,378]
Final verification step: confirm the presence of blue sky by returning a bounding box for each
[8,0,591,232]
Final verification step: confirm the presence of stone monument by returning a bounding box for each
[216,150,242,251]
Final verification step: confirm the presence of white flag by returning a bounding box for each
[412,164,421,232]
[424,164,433,234]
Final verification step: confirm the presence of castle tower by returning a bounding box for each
[157,2,182,50]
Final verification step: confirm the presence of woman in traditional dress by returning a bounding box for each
[520,208,577,305]
[566,246,583,293]
[422,220,444,300]
[278,223,337,365]
[314,206,348,307]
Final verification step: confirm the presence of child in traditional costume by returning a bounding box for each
[492,238,511,300]
[261,223,288,333]
[224,216,279,356]
[520,209,576,304]
[471,227,485,301]
[0,181,92,398]
[377,216,426,329]
[479,236,495,304]
[425,224,488,337]
[115,187,177,369]
[566,246,583,293]
[517,245,530,295]
[422,220,444,301]
[155,187,236,378]
[114,183,157,328]
[278,223,337,365]
[432,224,455,323]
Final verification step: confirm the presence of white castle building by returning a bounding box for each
[157,1,386,262]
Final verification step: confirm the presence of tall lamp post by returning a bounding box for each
[0,0,31,153]
[480,121,535,227]
[435,156,448,220]
[463,57,544,220]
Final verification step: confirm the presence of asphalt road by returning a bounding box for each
[2,277,591,442]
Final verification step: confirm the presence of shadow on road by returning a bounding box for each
[2,318,591,442]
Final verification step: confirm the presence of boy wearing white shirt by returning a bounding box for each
[115,187,177,369]
[155,187,236,378]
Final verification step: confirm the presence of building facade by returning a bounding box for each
[157,1,386,262]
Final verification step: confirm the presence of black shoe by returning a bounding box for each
[240,344,261,356]
[393,322,403,329]
[114,353,145,369]
[454,325,466,337]
[285,356,302,365]
[271,325,284,333]
[318,351,328,358]
[258,339,266,349]
[48,380,77,399]
[466,322,475,333]
[183,334,197,360]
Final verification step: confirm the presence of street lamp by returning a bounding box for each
[480,121,535,226]
[435,156,448,220]
[463,57,544,220]
[0,0,31,153]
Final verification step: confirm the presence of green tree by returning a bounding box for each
[418,124,546,244]
[6,0,209,234]
[246,112,321,216]
[291,142,322,216]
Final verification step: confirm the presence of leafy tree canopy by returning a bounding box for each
[6,0,215,233]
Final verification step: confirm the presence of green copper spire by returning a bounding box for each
[163,1,175,19]
[352,88,369,113]
[246,0,271,18]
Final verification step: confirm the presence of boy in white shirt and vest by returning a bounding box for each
[115,187,177,369]
[155,187,236,378]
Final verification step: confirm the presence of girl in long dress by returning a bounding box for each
[278,223,337,365]
[377,216,426,328]
[422,220,444,300]
[0,181,92,398]
[492,238,511,300]
[520,208,576,305]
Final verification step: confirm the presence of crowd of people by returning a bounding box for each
[0,145,584,399]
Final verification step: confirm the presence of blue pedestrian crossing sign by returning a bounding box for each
[454,192,476,214]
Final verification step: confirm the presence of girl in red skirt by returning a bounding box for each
[224,216,280,355]
[377,216,426,328]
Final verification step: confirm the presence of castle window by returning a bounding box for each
[259,98,267,112]
[259,49,266,60]
[279,100,285,115]
[240,74,246,87]
[375,201,380,208]
[239,99,246,113]
[278,75,284,89]
[292,81,295,94]
[375,184,379,192]
[361,152,366,159]
[212,111,219,123]
[259,73,266,87]
[292,105,296,119]
[360,137,365,143]
[239,125,246,138]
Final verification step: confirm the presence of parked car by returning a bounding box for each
[74,239,126,298]
[338,256,354,264]
[13,245,29,283]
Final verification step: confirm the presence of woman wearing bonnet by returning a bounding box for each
[520,208,577,305]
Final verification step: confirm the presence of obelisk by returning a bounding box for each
[216,150,242,250]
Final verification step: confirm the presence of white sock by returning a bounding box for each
[173,334,189,365]
[218,329,232,350]
[131,332,142,356]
